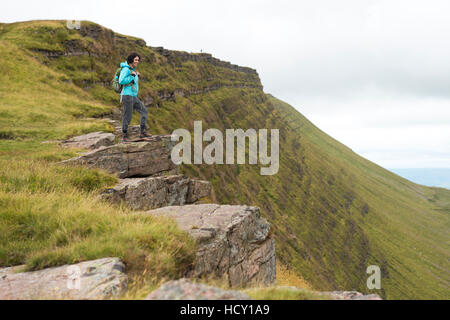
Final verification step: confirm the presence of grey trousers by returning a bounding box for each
[121,95,148,134]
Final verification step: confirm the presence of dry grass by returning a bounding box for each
[276,263,313,290]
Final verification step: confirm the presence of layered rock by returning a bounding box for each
[145,278,251,300]
[0,258,127,300]
[145,204,276,288]
[139,83,265,106]
[100,175,211,210]
[60,131,116,150]
[53,130,277,296]
[149,48,260,78]
[186,179,212,203]
[60,135,178,178]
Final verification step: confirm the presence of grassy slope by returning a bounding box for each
[0,20,448,299]
[268,97,450,299]
[0,23,197,290]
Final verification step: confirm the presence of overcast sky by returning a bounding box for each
[2,0,449,169]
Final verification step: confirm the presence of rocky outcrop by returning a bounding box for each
[0,258,127,300]
[100,175,211,210]
[61,131,212,212]
[55,131,277,296]
[60,135,178,178]
[73,23,260,79]
[79,23,115,41]
[145,278,251,300]
[145,204,276,288]
[60,131,115,150]
[149,48,260,77]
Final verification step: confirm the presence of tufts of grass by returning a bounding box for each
[276,263,313,290]
[0,159,117,194]
[0,157,197,284]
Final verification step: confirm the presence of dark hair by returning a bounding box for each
[127,52,141,64]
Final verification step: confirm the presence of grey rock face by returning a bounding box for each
[61,131,116,150]
[145,204,276,288]
[100,175,211,210]
[145,278,251,300]
[0,258,127,300]
[187,179,212,203]
[60,135,179,178]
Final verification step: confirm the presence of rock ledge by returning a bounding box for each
[146,204,276,287]
[0,258,127,300]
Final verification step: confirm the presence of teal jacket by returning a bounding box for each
[118,61,139,97]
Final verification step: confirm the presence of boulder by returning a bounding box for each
[0,258,127,300]
[100,175,211,210]
[60,131,115,149]
[60,135,179,178]
[145,204,276,288]
[145,278,251,300]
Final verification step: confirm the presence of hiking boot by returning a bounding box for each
[122,133,130,143]
[140,131,152,139]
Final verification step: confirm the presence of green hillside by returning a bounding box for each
[0,20,448,299]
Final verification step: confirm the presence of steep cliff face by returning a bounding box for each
[0,21,262,108]
[0,20,449,299]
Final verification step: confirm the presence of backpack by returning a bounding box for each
[111,67,133,93]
